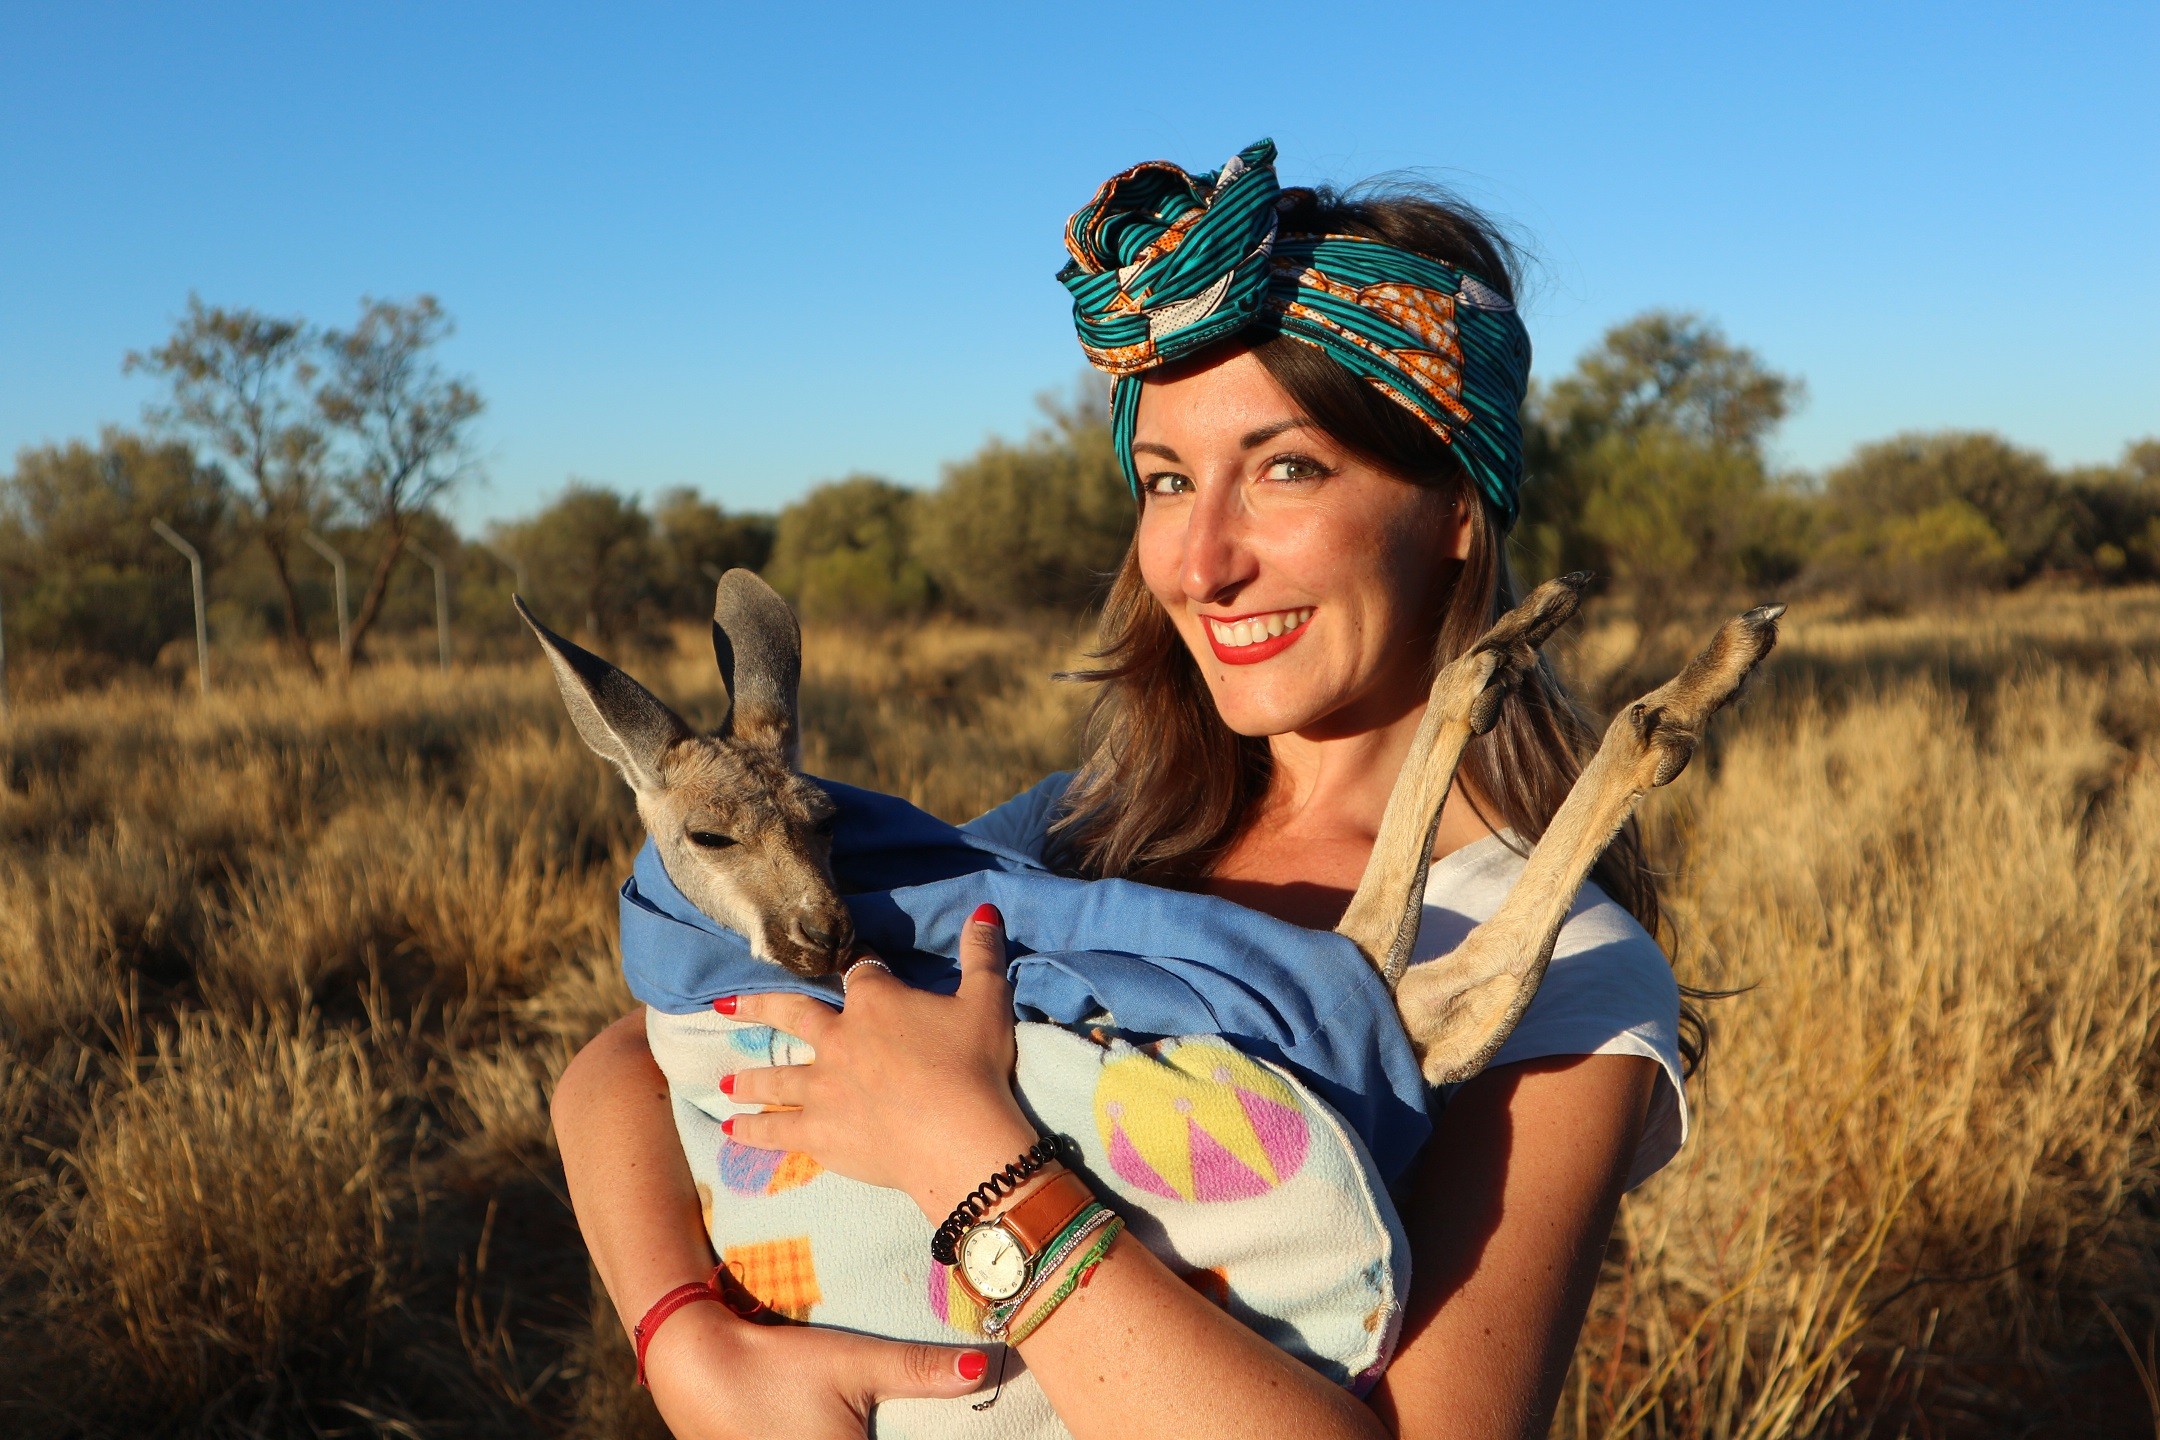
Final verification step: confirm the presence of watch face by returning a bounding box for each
[958,1223,1030,1303]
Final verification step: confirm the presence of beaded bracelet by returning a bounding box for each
[1004,1217,1125,1348]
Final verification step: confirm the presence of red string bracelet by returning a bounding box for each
[634,1264,769,1387]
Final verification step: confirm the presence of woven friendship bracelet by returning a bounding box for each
[1005,1218,1126,1348]
[981,1203,1115,1339]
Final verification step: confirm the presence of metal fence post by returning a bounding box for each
[301,531,351,664]
[406,539,451,670]
[480,543,526,596]
[150,519,210,698]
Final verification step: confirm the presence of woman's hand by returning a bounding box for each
[641,1298,988,1440]
[552,1013,991,1440]
[722,904,1041,1220]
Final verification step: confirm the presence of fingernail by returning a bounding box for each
[969,903,1002,929]
[719,1072,735,1096]
[720,1116,735,1136]
[957,1350,988,1381]
[713,995,738,1015]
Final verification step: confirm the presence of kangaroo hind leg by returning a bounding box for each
[1335,572,1590,986]
[1397,604,1784,1086]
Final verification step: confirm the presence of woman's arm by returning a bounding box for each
[1370,1053,1657,1440]
[955,1059,1654,1440]
[551,1014,990,1439]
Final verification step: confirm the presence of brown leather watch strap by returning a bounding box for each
[994,1170,1096,1253]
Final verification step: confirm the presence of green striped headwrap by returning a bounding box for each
[1058,138,1533,527]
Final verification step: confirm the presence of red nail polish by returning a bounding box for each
[720,1116,735,1136]
[957,1350,988,1381]
[713,995,738,1015]
[969,903,1002,929]
[719,1072,735,1096]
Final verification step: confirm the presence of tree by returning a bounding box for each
[1576,427,1811,627]
[125,297,328,674]
[1818,432,2070,592]
[1535,311,1800,456]
[764,476,932,621]
[317,296,483,667]
[495,483,658,643]
[2064,437,2160,582]
[0,431,230,665]
[1518,312,1805,645]
[913,382,1133,617]
[651,489,777,614]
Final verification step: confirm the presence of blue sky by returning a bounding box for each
[2,2,2153,527]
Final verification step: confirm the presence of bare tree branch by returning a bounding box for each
[317,295,483,668]
[125,295,329,675]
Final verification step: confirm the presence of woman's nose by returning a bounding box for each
[1179,480,1258,604]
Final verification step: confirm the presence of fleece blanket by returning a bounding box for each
[627,780,1427,1439]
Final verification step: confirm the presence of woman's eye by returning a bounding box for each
[1262,454,1330,483]
[688,831,738,850]
[1144,472,1194,496]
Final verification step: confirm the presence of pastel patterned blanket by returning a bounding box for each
[626,781,1427,1438]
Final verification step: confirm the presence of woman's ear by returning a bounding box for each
[1443,493,1476,562]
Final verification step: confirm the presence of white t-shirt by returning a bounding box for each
[1411,833,1686,1191]
[963,776,1687,1191]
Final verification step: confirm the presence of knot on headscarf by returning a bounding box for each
[1058,138,1533,527]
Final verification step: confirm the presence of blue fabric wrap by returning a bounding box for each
[618,778,1434,1186]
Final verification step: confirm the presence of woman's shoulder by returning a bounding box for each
[1410,832,1688,1191]
[959,772,1076,866]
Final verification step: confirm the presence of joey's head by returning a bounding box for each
[515,571,855,976]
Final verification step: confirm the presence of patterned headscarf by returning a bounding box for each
[1059,138,1532,527]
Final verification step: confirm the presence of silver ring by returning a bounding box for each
[841,958,892,995]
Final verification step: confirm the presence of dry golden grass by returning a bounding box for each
[1,589,2155,1436]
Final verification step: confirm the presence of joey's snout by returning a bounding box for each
[770,900,856,977]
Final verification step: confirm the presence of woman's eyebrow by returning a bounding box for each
[1130,441,1181,461]
[1239,418,1314,449]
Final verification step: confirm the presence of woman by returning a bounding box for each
[552,140,1690,1440]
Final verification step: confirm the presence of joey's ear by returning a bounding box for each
[711,568,802,758]
[515,595,691,793]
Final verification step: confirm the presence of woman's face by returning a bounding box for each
[1132,349,1472,740]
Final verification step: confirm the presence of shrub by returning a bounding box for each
[0,430,230,664]
[763,475,933,621]
[912,387,1132,617]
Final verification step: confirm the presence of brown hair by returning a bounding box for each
[1048,182,1705,1075]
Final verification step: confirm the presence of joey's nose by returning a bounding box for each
[791,914,853,959]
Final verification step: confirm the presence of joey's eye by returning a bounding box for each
[1144,472,1193,497]
[688,831,738,850]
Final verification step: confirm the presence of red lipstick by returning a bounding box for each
[1201,610,1313,666]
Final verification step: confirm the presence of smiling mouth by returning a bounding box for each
[1202,607,1314,666]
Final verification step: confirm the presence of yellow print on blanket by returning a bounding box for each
[1092,1038,1309,1201]
[722,1235,822,1321]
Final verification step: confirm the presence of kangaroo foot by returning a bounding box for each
[1614,603,1785,791]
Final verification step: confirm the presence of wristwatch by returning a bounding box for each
[952,1169,1095,1307]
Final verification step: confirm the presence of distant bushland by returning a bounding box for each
[6,305,2156,691]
